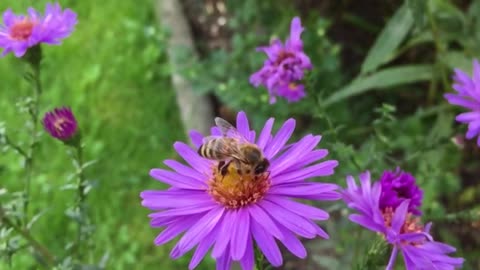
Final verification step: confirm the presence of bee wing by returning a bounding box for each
[214,117,249,144]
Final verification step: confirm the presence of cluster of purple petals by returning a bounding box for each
[444,59,480,146]
[378,168,423,215]
[342,171,464,270]
[249,17,312,104]
[0,3,77,57]
[42,106,78,140]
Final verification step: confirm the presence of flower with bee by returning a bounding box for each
[140,111,339,269]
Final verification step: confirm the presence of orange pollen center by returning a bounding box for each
[275,51,295,65]
[207,162,271,209]
[288,83,298,91]
[382,207,425,245]
[10,19,36,40]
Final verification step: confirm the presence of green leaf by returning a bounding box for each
[361,3,414,74]
[407,0,428,28]
[324,65,433,106]
[440,51,472,72]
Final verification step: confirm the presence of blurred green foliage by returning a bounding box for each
[0,0,479,269]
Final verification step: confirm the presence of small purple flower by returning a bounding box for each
[379,168,423,215]
[140,111,340,269]
[43,107,78,141]
[342,171,464,270]
[250,17,312,104]
[0,3,77,57]
[444,59,480,146]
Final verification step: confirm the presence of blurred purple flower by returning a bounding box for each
[43,107,78,141]
[379,168,423,215]
[342,171,464,270]
[444,59,480,146]
[0,3,77,57]
[250,17,312,104]
[140,111,339,269]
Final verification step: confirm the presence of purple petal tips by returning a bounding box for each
[42,106,78,141]
[444,59,480,146]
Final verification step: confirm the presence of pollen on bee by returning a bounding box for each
[207,162,271,209]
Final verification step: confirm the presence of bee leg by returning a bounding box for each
[218,160,230,179]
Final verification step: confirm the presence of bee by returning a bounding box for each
[198,117,270,178]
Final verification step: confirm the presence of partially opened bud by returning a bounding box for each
[42,107,78,142]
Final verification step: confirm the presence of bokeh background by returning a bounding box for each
[1,0,479,269]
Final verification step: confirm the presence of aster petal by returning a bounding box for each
[248,204,284,240]
[272,160,338,184]
[444,93,480,110]
[176,206,224,255]
[212,210,234,258]
[153,215,199,245]
[276,224,307,259]
[392,200,410,233]
[2,9,16,27]
[149,169,206,190]
[260,200,317,238]
[264,119,296,158]
[189,227,218,270]
[251,218,283,267]
[189,130,205,149]
[174,142,212,173]
[307,220,330,239]
[148,203,215,218]
[236,111,252,142]
[466,120,480,139]
[386,246,399,270]
[231,209,250,260]
[141,190,211,210]
[349,214,385,234]
[256,118,274,150]
[286,17,303,50]
[265,195,329,220]
[239,234,254,270]
[163,160,208,182]
[455,111,480,123]
[269,182,338,197]
[270,135,321,175]
[216,246,232,270]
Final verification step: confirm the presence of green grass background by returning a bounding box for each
[0,0,217,269]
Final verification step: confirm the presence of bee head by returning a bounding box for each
[254,158,270,175]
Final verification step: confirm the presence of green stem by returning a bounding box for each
[73,142,88,260]
[0,207,56,267]
[23,48,43,227]
[426,1,449,105]
[254,245,265,270]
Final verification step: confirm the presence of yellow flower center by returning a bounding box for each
[208,162,271,209]
[382,207,425,245]
[11,19,36,41]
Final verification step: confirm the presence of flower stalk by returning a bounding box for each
[0,207,56,267]
[23,45,43,227]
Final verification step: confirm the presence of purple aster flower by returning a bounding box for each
[379,168,423,216]
[342,171,464,270]
[444,59,480,146]
[250,17,312,104]
[0,3,77,57]
[140,111,340,269]
[43,107,78,141]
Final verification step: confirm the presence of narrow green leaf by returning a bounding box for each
[361,3,414,74]
[324,65,433,106]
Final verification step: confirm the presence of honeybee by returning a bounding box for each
[198,117,270,177]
